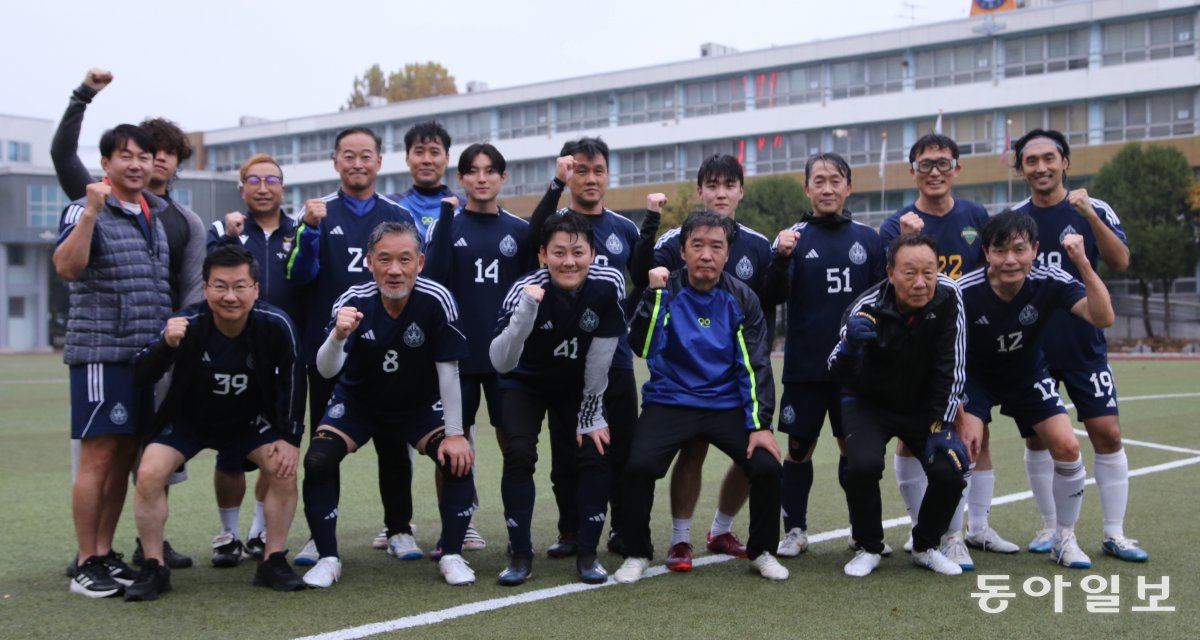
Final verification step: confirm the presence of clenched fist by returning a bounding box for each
[223,211,246,237]
[648,266,669,289]
[555,155,576,183]
[1067,189,1097,221]
[646,192,667,213]
[522,284,545,304]
[83,68,113,92]
[1061,233,1086,267]
[302,199,328,228]
[898,211,925,236]
[333,306,363,341]
[85,182,111,215]
[775,229,800,258]
[164,316,189,348]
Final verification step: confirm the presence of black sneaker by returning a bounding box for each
[65,554,79,578]
[102,550,137,586]
[124,559,171,602]
[253,551,307,591]
[547,533,578,558]
[245,533,266,561]
[211,533,244,568]
[498,553,533,586]
[162,540,194,569]
[69,556,124,598]
[606,530,625,556]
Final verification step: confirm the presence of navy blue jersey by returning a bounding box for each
[390,185,462,241]
[1015,195,1126,369]
[776,218,886,382]
[495,265,626,391]
[424,207,533,375]
[957,265,1085,386]
[326,277,467,416]
[179,328,262,430]
[880,198,989,279]
[207,215,306,330]
[653,222,774,302]
[286,191,414,363]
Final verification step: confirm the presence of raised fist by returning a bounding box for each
[646,192,668,213]
[775,229,800,257]
[898,211,925,236]
[333,306,363,341]
[1066,189,1096,220]
[302,199,327,228]
[224,211,246,237]
[648,266,669,289]
[1062,233,1086,266]
[522,284,545,304]
[83,68,114,92]
[164,316,189,348]
[555,156,577,183]
[441,196,460,209]
[85,182,111,214]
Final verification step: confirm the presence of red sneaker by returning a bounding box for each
[706,532,748,558]
[666,542,693,572]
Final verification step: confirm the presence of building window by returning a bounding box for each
[498,103,549,140]
[299,130,337,161]
[617,86,675,125]
[27,184,71,229]
[256,137,295,165]
[755,132,822,174]
[618,147,676,185]
[845,191,907,217]
[1103,14,1194,65]
[683,76,747,117]
[1008,103,1089,147]
[829,54,904,99]
[830,123,903,166]
[8,245,26,266]
[754,65,822,108]
[501,158,555,197]
[7,141,31,163]
[683,139,743,179]
[293,180,341,204]
[172,189,193,208]
[554,94,610,132]
[441,111,491,145]
[208,142,254,172]
[1103,91,1196,142]
[1004,28,1088,77]
[914,112,995,156]
[913,42,992,89]
[8,297,25,320]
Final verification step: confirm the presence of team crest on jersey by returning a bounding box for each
[403,323,426,348]
[499,234,518,257]
[109,402,128,426]
[328,403,345,419]
[282,236,293,253]
[848,241,867,265]
[961,226,978,245]
[735,256,754,280]
[1019,304,1039,326]
[1059,225,1078,244]
[781,405,796,424]
[606,233,624,255]
[579,308,600,333]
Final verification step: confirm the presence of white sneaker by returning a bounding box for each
[751,552,789,580]
[439,554,475,586]
[387,533,423,560]
[965,526,1020,554]
[463,524,487,551]
[294,539,319,567]
[912,548,963,575]
[1050,530,1092,569]
[302,556,343,588]
[847,535,893,556]
[776,528,808,557]
[1028,528,1057,554]
[939,533,975,570]
[614,557,649,584]
[903,531,914,553]
[372,528,388,550]
[844,549,881,577]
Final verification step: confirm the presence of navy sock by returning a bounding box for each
[576,469,611,553]
[303,433,348,559]
[502,477,535,555]
[439,471,475,556]
[781,459,813,532]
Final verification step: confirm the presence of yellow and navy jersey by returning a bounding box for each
[880,198,989,278]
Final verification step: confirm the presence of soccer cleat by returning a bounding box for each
[1028,528,1056,554]
[463,525,487,551]
[706,532,748,558]
[903,532,914,554]
[939,533,975,571]
[843,549,882,577]
[576,552,609,585]
[614,557,649,584]
[134,538,193,569]
[386,533,423,561]
[439,554,475,586]
[751,552,789,580]
[665,542,693,572]
[211,532,245,568]
[547,533,578,558]
[1050,531,1092,569]
[776,528,809,557]
[302,556,342,588]
[245,532,267,561]
[253,551,307,591]
[372,528,389,550]
[912,548,963,576]
[69,556,124,598]
[124,559,171,602]
[498,553,533,586]
[606,530,625,556]
[965,526,1020,554]
[294,539,319,567]
[1101,536,1149,563]
[102,550,138,586]
[847,536,893,557]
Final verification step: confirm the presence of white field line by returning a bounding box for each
[295,391,1200,640]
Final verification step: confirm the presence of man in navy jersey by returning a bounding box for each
[880,134,1012,567]
[490,212,625,586]
[424,143,535,555]
[388,121,461,240]
[205,154,306,566]
[832,235,968,578]
[527,137,640,557]
[629,154,780,570]
[126,246,306,600]
[1012,130,1144,561]
[615,212,786,584]
[285,127,420,565]
[765,153,886,558]
[957,210,1114,569]
[301,221,476,588]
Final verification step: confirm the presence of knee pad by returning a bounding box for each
[787,436,817,462]
[304,430,348,478]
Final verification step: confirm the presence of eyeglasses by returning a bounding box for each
[207,282,254,294]
[911,158,958,174]
[244,175,283,186]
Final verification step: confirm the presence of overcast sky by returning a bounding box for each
[5,0,970,145]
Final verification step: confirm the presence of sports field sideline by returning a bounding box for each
[1,354,1196,639]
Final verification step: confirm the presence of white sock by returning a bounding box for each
[248,500,267,539]
[1093,449,1129,539]
[710,510,735,538]
[670,518,691,547]
[1024,448,1057,530]
[946,487,967,537]
[966,469,995,535]
[1052,455,1086,533]
[219,507,241,537]
[894,454,927,528]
